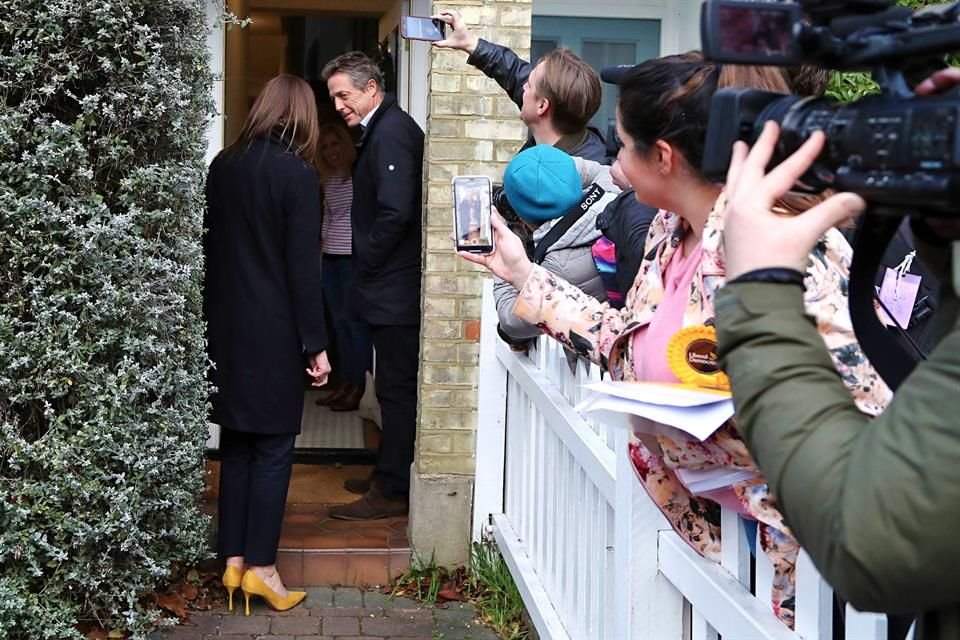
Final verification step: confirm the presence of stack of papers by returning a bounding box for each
[575,381,734,441]
[576,381,755,495]
[674,467,759,494]
[577,381,733,441]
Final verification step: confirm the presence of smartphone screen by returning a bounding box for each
[453,176,493,254]
[401,16,445,41]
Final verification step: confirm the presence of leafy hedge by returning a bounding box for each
[0,1,214,637]
[826,0,948,102]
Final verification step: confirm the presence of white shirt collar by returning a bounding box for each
[360,100,381,129]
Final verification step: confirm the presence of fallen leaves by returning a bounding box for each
[390,564,472,607]
[155,561,226,620]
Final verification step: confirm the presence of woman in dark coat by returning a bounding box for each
[204,75,330,614]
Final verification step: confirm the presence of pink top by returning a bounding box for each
[631,239,704,383]
[629,238,748,514]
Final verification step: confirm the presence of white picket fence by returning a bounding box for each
[472,281,900,640]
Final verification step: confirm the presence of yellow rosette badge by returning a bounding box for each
[666,325,730,391]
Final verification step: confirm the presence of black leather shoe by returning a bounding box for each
[314,383,347,406]
[329,486,408,520]
[330,385,363,412]
[343,476,372,495]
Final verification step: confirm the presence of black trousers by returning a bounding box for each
[370,323,420,499]
[217,428,296,566]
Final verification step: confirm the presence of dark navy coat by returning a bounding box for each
[204,131,327,434]
[350,94,424,326]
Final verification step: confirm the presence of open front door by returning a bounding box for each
[203,0,422,462]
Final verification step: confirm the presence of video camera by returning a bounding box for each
[700,0,960,389]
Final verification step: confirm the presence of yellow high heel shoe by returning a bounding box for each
[222,565,243,612]
[240,569,306,615]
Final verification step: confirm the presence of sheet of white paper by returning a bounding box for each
[583,380,731,407]
[675,467,759,494]
[576,391,734,441]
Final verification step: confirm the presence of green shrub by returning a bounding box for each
[0,0,214,637]
[826,0,948,102]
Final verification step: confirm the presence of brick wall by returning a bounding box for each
[415,0,530,477]
[408,0,530,565]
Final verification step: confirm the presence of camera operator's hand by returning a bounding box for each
[458,209,534,289]
[432,11,479,55]
[914,67,960,96]
[723,121,867,280]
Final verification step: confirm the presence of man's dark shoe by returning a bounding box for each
[343,476,372,495]
[314,383,348,406]
[330,385,363,412]
[329,486,408,520]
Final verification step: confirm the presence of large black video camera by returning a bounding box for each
[700,0,960,389]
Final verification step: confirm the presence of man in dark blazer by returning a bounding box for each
[323,52,424,520]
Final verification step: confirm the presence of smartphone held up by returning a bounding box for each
[400,16,446,41]
[452,176,494,255]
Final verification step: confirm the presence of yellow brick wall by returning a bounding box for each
[415,0,531,475]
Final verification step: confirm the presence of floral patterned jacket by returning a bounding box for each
[513,192,891,626]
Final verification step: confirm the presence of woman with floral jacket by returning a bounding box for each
[462,53,891,626]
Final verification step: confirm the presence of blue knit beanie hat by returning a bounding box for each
[503,145,582,224]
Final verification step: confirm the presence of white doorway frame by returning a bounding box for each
[397,0,430,130]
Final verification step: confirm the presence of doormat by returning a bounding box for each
[296,389,366,449]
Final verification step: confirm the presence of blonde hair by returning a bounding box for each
[229,75,319,163]
[535,48,602,134]
[316,122,355,181]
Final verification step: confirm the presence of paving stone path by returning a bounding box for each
[151,587,502,640]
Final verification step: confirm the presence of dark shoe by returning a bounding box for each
[329,486,408,520]
[343,476,372,495]
[330,385,363,412]
[314,383,348,406]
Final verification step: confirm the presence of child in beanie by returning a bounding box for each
[493,145,620,346]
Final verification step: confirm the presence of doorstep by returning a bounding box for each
[276,502,411,588]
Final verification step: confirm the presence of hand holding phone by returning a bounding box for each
[400,16,446,41]
[429,12,479,54]
[452,176,494,254]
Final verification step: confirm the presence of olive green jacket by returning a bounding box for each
[715,240,960,639]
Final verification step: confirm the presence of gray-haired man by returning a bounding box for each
[322,52,424,520]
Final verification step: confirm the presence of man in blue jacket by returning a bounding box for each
[433,11,607,164]
[323,52,423,520]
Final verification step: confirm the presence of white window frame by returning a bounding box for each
[531,0,703,57]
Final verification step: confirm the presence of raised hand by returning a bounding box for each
[431,11,479,54]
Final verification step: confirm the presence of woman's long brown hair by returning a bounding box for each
[720,64,832,216]
[228,74,319,163]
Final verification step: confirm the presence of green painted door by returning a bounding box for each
[532,16,661,136]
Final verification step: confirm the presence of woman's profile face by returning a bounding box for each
[615,109,665,208]
[320,132,345,169]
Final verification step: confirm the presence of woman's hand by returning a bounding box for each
[611,159,631,191]
[458,209,534,289]
[306,351,331,388]
[432,11,479,55]
[723,121,867,280]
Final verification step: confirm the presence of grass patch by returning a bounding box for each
[468,541,528,640]
[391,549,446,606]
[389,542,528,640]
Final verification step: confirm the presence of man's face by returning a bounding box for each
[520,63,545,127]
[327,72,378,127]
